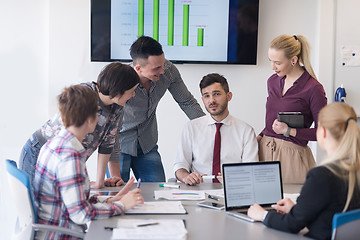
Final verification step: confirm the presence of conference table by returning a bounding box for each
[85,182,311,240]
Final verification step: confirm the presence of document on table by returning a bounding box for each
[125,201,187,215]
[154,189,206,200]
[111,219,187,240]
[284,193,300,203]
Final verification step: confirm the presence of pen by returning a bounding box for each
[159,183,180,189]
[202,175,216,180]
[137,222,159,227]
[137,178,141,188]
[208,194,220,201]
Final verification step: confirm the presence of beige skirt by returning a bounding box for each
[259,135,316,184]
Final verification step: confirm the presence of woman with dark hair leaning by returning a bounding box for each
[19,62,139,190]
[249,102,360,240]
[257,34,327,183]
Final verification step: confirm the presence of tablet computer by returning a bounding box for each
[277,112,304,128]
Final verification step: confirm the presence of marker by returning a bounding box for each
[159,183,180,189]
[137,178,141,188]
[202,175,216,180]
[208,194,220,201]
[172,193,199,195]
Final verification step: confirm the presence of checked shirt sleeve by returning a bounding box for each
[57,152,124,225]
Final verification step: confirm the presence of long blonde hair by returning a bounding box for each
[270,34,317,80]
[318,102,360,211]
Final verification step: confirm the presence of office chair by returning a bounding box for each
[5,159,85,240]
[331,208,360,240]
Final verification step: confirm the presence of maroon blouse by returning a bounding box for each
[260,70,327,146]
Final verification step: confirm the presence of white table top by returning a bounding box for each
[85,183,310,240]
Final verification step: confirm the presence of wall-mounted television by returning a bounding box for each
[91,0,259,64]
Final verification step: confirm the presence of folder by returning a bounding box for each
[277,112,304,128]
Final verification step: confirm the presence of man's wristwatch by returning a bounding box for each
[283,127,291,137]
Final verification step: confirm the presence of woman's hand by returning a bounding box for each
[271,198,295,214]
[90,181,104,189]
[107,177,136,203]
[272,119,288,135]
[248,204,266,221]
[119,188,144,211]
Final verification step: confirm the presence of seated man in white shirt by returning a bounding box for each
[174,73,259,185]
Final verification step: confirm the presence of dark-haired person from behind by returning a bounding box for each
[34,85,143,240]
[19,62,139,190]
[108,36,205,182]
[248,102,360,240]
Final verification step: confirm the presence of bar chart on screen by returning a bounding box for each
[110,0,230,61]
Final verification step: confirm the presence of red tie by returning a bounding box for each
[212,123,223,183]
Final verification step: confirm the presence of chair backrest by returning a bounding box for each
[6,159,37,240]
[332,208,360,240]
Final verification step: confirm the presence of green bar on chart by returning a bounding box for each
[138,0,144,37]
[197,28,204,46]
[168,0,174,45]
[182,4,189,46]
[153,0,160,41]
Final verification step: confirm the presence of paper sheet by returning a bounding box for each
[111,219,187,240]
[125,201,186,214]
[340,45,360,66]
[154,189,206,200]
[284,193,300,203]
[205,189,224,198]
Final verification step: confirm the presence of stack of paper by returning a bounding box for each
[111,219,187,240]
[125,201,187,214]
[154,189,205,200]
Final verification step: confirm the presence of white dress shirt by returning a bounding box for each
[174,114,258,176]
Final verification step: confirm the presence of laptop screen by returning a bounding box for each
[223,161,283,211]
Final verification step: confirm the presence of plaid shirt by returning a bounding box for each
[34,128,124,240]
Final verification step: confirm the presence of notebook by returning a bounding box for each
[222,161,283,222]
[277,112,304,128]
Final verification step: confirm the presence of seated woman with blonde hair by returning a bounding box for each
[248,102,360,240]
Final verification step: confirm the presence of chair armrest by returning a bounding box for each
[33,223,85,239]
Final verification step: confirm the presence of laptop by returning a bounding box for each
[222,161,283,222]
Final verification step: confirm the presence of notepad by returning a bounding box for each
[125,201,187,215]
[154,189,205,200]
[111,219,187,240]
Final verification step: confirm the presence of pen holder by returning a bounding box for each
[335,85,346,102]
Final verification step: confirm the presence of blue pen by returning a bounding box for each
[137,178,141,188]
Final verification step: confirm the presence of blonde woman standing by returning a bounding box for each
[249,102,360,240]
[257,34,327,183]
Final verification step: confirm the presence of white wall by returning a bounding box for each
[3,0,358,238]
[0,0,49,238]
[334,0,360,114]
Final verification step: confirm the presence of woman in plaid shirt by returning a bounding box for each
[34,85,144,240]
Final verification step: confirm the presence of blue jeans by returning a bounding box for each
[19,133,42,192]
[120,144,165,182]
